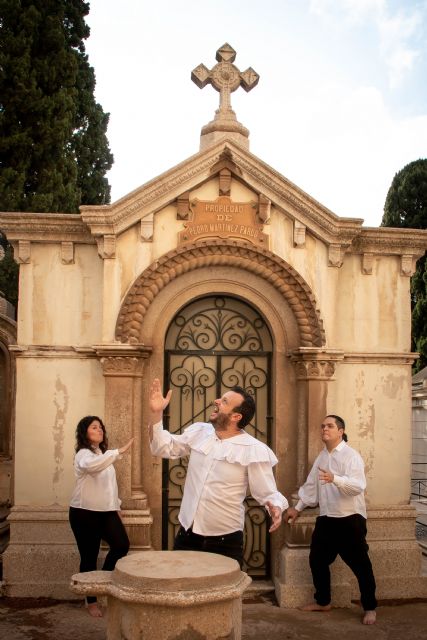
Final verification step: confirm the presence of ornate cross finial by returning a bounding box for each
[191,44,260,150]
[192,43,259,115]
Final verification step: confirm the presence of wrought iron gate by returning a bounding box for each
[163,296,273,576]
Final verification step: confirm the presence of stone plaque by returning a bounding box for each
[179,196,268,247]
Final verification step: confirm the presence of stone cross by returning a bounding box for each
[191,43,259,116]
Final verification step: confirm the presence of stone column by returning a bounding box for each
[96,343,153,549]
[274,348,344,607]
[290,348,344,479]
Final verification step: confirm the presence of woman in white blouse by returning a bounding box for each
[69,415,133,617]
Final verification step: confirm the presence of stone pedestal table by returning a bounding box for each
[70,550,252,640]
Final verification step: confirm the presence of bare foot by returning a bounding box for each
[362,610,376,625]
[299,602,332,612]
[87,603,103,618]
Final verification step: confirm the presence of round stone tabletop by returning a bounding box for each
[113,550,242,592]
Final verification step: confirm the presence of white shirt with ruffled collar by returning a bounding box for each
[151,421,288,536]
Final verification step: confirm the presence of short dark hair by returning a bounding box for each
[75,415,108,453]
[230,386,255,428]
[326,414,348,442]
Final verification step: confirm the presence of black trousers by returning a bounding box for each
[309,514,377,611]
[69,507,129,604]
[173,526,244,568]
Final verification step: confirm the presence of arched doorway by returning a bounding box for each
[163,295,273,576]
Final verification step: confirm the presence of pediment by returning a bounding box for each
[1,136,426,269]
[79,136,364,248]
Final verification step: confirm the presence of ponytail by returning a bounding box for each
[326,414,348,442]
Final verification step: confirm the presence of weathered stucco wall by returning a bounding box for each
[14,357,104,505]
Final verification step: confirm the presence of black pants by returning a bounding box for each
[69,507,129,604]
[173,526,244,568]
[309,514,377,611]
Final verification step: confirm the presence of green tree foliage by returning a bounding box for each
[0,0,113,306]
[0,245,18,309]
[381,159,427,372]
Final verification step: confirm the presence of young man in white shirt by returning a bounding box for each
[286,414,377,625]
[149,378,288,567]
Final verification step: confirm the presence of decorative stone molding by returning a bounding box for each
[61,241,74,264]
[116,239,325,348]
[140,214,154,242]
[16,240,31,264]
[176,192,190,220]
[80,154,220,237]
[9,345,98,358]
[0,212,93,244]
[362,252,374,275]
[328,244,343,268]
[343,352,417,365]
[290,348,344,380]
[352,228,427,272]
[95,344,152,377]
[401,254,415,277]
[4,143,426,271]
[293,220,306,247]
[232,149,364,243]
[258,194,271,224]
[209,148,243,182]
[219,168,231,195]
[96,234,116,259]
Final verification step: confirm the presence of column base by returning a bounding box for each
[3,505,154,598]
[275,505,427,608]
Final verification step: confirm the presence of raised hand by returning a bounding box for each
[149,378,172,421]
[118,437,134,455]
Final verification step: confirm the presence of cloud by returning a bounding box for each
[378,9,422,87]
[309,0,424,88]
[259,81,427,224]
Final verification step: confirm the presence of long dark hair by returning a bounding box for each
[75,416,108,453]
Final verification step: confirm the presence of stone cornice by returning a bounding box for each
[228,145,364,246]
[342,351,417,364]
[79,138,366,246]
[80,147,226,236]
[0,212,93,243]
[9,345,98,358]
[352,227,427,258]
[2,142,426,266]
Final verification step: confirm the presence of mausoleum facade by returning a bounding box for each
[1,44,427,603]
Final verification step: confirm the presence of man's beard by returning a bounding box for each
[211,412,231,431]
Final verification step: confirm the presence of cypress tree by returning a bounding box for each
[0,0,113,305]
[381,159,427,372]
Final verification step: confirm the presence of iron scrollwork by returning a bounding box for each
[164,296,273,576]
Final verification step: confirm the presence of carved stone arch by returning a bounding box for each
[116,239,325,347]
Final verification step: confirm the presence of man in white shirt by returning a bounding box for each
[149,378,288,567]
[286,414,377,625]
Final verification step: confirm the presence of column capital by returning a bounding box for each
[290,348,344,380]
[94,343,152,377]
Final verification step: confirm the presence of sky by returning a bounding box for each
[85,0,427,227]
